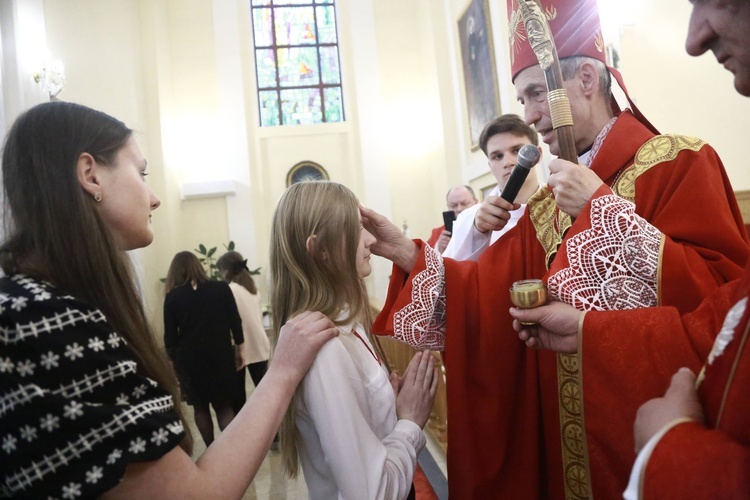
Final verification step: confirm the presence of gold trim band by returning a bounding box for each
[548,89,573,129]
[557,353,591,499]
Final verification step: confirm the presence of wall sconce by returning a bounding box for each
[33,59,66,98]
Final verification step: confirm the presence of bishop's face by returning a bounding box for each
[514,64,591,157]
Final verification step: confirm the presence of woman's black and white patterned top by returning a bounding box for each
[0,274,185,498]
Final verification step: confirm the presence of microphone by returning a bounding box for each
[500,144,540,203]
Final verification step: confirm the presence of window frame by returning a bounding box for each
[250,0,345,126]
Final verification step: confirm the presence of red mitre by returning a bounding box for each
[506,0,659,134]
[507,0,605,82]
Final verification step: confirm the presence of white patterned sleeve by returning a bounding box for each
[546,194,663,312]
[392,246,447,350]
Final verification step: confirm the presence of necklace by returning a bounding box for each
[343,327,381,365]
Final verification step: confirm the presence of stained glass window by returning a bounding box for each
[251,0,344,126]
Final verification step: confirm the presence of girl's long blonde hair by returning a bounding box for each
[270,181,374,476]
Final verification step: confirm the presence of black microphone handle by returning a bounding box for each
[499,165,532,203]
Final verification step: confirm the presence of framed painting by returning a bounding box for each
[458,0,501,151]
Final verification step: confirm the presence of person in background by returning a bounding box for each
[271,181,438,499]
[216,251,271,416]
[0,101,337,498]
[426,184,478,254]
[164,251,244,447]
[443,114,541,261]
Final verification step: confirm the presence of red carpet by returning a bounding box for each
[414,464,439,499]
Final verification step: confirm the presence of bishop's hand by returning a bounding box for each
[510,301,583,353]
[547,158,604,218]
[360,205,419,273]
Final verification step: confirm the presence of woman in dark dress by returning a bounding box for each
[164,251,244,446]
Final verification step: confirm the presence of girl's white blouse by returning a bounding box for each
[295,321,425,500]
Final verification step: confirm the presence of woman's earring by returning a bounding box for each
[94,192,102,202]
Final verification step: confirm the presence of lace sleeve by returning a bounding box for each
[392,246,447,350]
[547,194,662,311]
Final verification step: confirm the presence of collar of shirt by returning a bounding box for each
[580,115,618,168]
[333,309,381,365]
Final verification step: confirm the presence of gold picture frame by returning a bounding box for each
[286,161,330,187]
[458,0,501,151]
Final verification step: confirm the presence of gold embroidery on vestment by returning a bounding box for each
[550,134,704,499]
[528,186,572,267]
[613,135,705,202]
[557,353,590,499]
[656,236,666,306]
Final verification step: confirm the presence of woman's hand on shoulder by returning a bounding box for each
[394,350,438,428]
[272,311,338,385]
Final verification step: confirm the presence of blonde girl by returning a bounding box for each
[270,181,437,500]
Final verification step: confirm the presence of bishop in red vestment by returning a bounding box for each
[367,0,750,497]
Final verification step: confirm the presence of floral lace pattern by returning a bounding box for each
[392,246,447,350]
[547,195,661,311]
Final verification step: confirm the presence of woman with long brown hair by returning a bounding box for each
[270,181,438,499]
[0,101,337,498]
[164,251,244,447]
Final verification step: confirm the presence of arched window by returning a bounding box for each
[250,0,345,126]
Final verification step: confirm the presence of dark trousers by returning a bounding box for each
[231,360,268,414]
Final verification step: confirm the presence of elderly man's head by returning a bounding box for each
[446,185,478,216]
[506,0,616,156]
[685,0,750,97]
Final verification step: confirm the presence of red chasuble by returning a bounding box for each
[426,225,445,248]
[374,111,749,499]
[611,264,750,498]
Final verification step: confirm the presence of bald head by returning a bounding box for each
[446,185,478,216]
